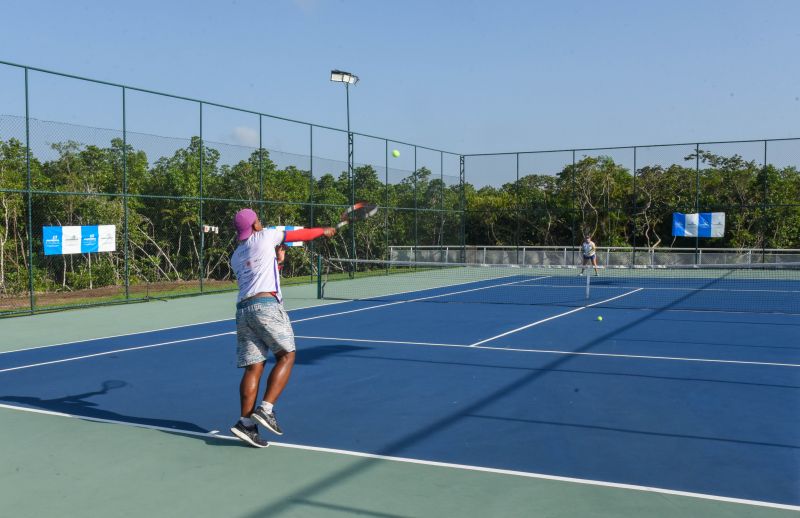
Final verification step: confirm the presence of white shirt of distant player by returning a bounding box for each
[581,241,596,257]
[231,228,285,303]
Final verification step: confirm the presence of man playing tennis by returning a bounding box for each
[230,208,335,448]
[579,234,599,276]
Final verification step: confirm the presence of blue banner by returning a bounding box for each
[81,225,99,253]
[43,226,63,256]
[43,225,116,255]
[672,213,725,238]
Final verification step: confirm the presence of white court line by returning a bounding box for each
[4,299,796,375]
[0,402,796,512]
[0,332,234,374]
[292,276,551,324]
[0,402,236,440]
[268,442,800,512]
[0,299,357,355]
[1,275,550,354]
[470,288,644,346]
[294,335,800,368]
[0,278,549,372]
[0,317,234,356]
[505,284,800,294]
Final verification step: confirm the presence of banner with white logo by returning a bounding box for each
[43,225,116,255]
[672,213,725,238]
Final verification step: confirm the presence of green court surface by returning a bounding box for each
[0,288,796,518]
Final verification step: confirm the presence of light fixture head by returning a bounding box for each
[330,69,359,85]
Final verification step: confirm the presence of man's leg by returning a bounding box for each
[263,350,295,405]
[231,359,270,448]
[240,361,266,417]
[252,350,295,435]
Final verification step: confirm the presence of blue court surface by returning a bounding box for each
[1,274,799,510]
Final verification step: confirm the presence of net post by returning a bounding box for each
[585,268,590,299]
[316,254,323,298]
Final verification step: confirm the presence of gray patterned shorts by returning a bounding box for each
[235,297,296,367]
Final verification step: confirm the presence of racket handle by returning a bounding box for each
[336,220,348,229]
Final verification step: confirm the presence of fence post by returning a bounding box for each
[570,150,577,265]
[385,140,389,270]
[122,86,130,300]
[413,146,418,263]
[259,116,264,219]
[459,155,466,263]
[309,124,315,282]
[694,143,700,265]
[762,140,768,264]
[198,102,204,292]
[515,153,521,265]
[632,146,637,266]
[25,68,34,314]
[440,151,444,259]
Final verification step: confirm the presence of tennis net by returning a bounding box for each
[318,258,800,314]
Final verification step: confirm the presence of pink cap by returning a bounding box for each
[234,208,258,241]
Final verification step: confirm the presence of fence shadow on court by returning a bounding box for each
[237,270,792,517]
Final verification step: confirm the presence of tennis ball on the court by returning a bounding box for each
[392,149,400,158]
[597,316,603,322]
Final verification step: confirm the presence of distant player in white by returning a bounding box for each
[579,234,599,276]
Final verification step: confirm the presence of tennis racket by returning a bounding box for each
[336,202,378,228]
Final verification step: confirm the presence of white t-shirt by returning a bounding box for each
[581,241,596,257]
[231,229,285,303]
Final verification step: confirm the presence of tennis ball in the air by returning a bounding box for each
[392,149,400,158]
[597,316,603,321]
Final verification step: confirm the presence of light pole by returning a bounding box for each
[330,69,359,263]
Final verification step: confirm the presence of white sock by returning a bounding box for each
[239,416,255,427]
[260,401,274,414]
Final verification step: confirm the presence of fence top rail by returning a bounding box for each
[5,60,799,161]
[462,137,800,158]
[391,245,800,253]
[0,59,460,157]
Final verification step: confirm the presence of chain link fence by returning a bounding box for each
[1,60,798,316]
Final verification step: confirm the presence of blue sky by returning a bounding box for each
[1,0,799,183]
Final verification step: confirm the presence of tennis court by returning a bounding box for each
[1,261,798,517]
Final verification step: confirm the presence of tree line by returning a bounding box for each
[0,135,798,298]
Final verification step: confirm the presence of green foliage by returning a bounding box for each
[0,132,798,305]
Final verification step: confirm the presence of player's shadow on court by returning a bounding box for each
[0,378,211,435]
[294,344,371,365]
